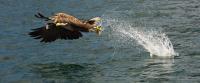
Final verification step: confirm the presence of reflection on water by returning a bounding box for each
[127,58,175,82]
[141,58,174,82]
[145,58,174,74]
[0,56,15,62]
[29,63,98,83]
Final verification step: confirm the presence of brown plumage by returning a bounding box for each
[29,12,102,43]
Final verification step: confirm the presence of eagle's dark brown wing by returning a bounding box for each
[29,23,83,43]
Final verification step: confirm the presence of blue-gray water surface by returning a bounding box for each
[0,0,200,83]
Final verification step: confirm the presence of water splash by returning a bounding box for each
[102,17,178,58]
[120,28,178,57]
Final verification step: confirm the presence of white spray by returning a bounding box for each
[102,17,178,58]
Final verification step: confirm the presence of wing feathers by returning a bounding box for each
[29,23,83,43]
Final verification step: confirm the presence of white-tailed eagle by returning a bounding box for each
[29,12,103,43]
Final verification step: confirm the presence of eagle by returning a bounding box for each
[29,12,103,43]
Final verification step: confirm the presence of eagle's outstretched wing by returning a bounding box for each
[29,23,82,43]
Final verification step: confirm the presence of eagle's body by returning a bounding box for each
[29,13,102,43]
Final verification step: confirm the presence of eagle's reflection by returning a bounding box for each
[30,63,98,83]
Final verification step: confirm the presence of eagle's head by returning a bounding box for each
[87,17,103,36]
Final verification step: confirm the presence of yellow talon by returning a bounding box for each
[94,26,102,31]
[94,26,103,36]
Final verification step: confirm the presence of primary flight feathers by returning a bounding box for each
[29,12,103,43]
